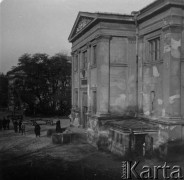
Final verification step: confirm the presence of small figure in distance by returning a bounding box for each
[34,123,41,137]
[6,118,10,130]
[2,117,7,130]
[56,120,61,133]
[18,120,22,133]
[21,122,26,135]
[14,120,18,133]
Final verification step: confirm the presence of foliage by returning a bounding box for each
[0,73,8,108]
[7,53,71,116]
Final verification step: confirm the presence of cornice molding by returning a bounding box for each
[162,24,184,32]
[95,34,112,42]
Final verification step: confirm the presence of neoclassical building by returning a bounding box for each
[68,0,184,156]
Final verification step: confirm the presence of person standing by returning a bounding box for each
[2,117,6,130]
[14,121,18,133]
[0,119,2,130]
[6,118,10,130]
[21,123,26,135]
[56,120,61,133]
[18,120,22,133]
[34,123,41,137]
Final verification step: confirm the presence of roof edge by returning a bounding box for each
[68,12,134,43]
[137,0,184,21]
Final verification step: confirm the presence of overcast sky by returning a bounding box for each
[0,0,154,73]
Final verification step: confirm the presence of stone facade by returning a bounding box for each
[68,0,184,156]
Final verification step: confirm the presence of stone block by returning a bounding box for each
[52,133,62,144]
[47,129,56,137]
[52,133,72,144]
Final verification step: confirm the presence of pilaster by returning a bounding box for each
[96,35,112,116]
[162,24,183,121]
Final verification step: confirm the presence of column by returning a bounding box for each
[71,52,74,108]
[87,43,91,114]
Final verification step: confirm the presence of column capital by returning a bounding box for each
[77,49,81,54]
[86,42,91,48]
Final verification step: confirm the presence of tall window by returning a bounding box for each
[92,90,97,114]
[81,51,87,69]
[149,37,160,61]
[92,45,97,66]
[74,55,78,72]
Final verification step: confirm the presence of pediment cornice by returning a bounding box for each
[68,12,96,42]
[68,12,134,43]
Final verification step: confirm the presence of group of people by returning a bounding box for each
[13,120,25,135]
[0,117,10,130]
[0,115,42,138]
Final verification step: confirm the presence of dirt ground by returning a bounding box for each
[0,118,123,180]
[0,116,184,180]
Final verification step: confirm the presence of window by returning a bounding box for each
[74,89,78,107]
[149,37,160,61]
[74,55,78,72]
[92,45,97,66]
[92,90,97,114]
[81,79,87,85]
[81,51,87,69]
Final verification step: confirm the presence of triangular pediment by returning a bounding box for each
[75,16,93,34]
[68,12,96,42]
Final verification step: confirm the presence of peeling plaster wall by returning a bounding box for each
[139,8,183,119]
[182,65,184,116]
[110,67,127,113]
[109,37,136,114]
[162,31,171,117]
[108,131,130,156]
[87,117,99,147]
[127,39,137,114]
[71,4,184,155]
[157,125,182,147]
[137,5,184,147]
[181,26,184,118]
[168,31,181,117]
[110,37,127,64]
[97,39,110,114]
[161,30,182,117]
[142,65,163,117]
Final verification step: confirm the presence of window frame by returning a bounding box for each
[148,37,161,62]
[92,45,97,66]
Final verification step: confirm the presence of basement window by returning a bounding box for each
[149,37,160,61]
